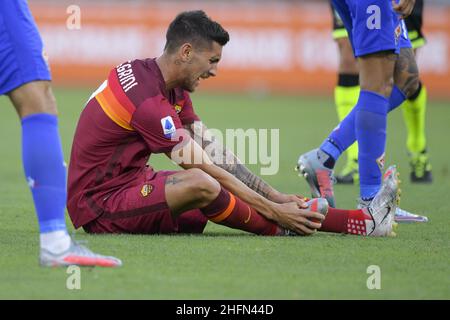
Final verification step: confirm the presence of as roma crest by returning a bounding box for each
[140,184,153,197]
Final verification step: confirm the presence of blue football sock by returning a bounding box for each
[388,85,406,112]
[22,114,67,233]
[319,108,358,168]
[320,86,405,172]
[355,91,389,200]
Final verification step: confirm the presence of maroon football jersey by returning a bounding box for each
[67,58,200,228]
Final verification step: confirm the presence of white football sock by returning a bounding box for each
[40,230,71,254]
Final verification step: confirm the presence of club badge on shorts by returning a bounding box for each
[140,184,153,197]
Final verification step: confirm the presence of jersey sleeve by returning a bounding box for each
[178,91,201,125]
[130,95,188,154]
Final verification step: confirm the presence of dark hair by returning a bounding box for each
[164,10,229,53]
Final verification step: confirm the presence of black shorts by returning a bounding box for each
[330,0,426,48]
[404,0,425,49]
[330,1,347,39]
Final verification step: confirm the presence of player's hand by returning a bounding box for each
[274,202,324,236]
[271,192,308,208]
[392,0,415,18]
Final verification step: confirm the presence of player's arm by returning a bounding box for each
[166,137,323,234]
[392,0,415,18]
[183,122,306,207]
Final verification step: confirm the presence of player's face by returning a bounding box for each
[183,41,223,92]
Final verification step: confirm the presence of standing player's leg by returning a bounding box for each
[1,0,121,267]
[331,0,431,185]
[8,81,69,252]
[384,47,428,223]
[9,82,122,267]
[298,1,428,223]
[303,51,396,203]
[352,52,395,201]
[338,20,429,222]
[400,0,432,183]
[298,0,401,206]
[330,3,360,185]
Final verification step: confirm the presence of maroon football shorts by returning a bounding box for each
[83,170,208,234]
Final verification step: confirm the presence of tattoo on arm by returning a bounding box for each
[222,162,273,199]
[165,176,183,185]
[184,123,274,199]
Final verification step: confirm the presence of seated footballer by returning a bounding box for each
[67,10,398,237]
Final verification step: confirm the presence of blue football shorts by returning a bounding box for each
[0,0,51,95]
[331,0,412,57]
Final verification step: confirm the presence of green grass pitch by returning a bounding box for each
[0,88,449,299]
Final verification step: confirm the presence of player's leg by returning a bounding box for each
[319,50,394,202]
[324,46,427,222]
[298,0,396,206]
[329,37,427,223]
[299,1,428,222]
[8,83,123,267]
[87,169,286,236]
[298,164,398,237]
[400,0,432,183]
[334,37,360,184]
[1,0,71,254]
[1,1,121,267]
[320,165,399,237]
[99,168,397,238]
[386,47,429,223]
[8,81,68,249]
[330,2,360,185]
[402,75,432,183]
[166,169,286,235]
[354,52,396,201]
[296,0,356,208]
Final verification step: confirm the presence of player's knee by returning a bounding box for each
[41,82,58,113]
[9,81,58,118]
[30,81,58,115]
[185,168,221,204]
[359,52,397,97]
[361,75,394,97]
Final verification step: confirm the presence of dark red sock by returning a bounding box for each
[320,207,372,236]
[201,187,282,236]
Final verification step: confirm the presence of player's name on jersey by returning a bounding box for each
[116,61,138,93]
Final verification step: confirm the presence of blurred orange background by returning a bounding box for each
[31,1,450,98]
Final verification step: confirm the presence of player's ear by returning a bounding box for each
[179,43,193,63]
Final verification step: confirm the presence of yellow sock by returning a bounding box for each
[334,85,360,168]
[401,84,427,154]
